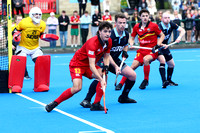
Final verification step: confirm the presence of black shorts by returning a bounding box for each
[97,57,127,74]
[159,48,173,62]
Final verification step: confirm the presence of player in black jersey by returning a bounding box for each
[80,13,137,110]
[157,12,185,88]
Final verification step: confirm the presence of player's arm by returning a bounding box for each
[89,57,103,82]
[109,55,121,74]
[176,26,186,43]
[157,31,166,48]
[129,36,135,47]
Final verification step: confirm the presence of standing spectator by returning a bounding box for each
[13,0,25,18]
[182,4,188,20]
[1,0,7,21]
[146,0,157,15]
[90,0,100,16]
[58,10,70,48]
[46,12,59,48]
[91,9,102,37]
[80,11,91,45]
[184,13,194,43]
[123,12,131,32]
[195,10,200,42]
[78,0,87,17]
[102,10,112,22]
[138,0,148,12]
[70,10,80,47]
[103,0,110,15]
[171,0,181,12]
[132,11,140,45]
[12,0,15,18]
[155,10,163,24]
[192,9,198,42]
[171,10,182,41]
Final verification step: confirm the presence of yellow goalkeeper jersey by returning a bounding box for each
[16,17,46,50]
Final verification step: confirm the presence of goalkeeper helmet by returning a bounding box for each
[29,7,42,24]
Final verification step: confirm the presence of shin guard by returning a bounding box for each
[8,55,26,93]
[34,55,51,92]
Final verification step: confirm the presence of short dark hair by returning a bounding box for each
[139,9,150,16]
[62,10,66,13]
[84,11,88,14]
[105,10,109,12]
[73,10,78,13]
[115,13,126,22]
[97,21,113,35]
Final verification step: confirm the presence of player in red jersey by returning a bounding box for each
[45,21,113,112]
[115,9,165,90]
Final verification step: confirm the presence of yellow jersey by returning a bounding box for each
[16,17,46,50]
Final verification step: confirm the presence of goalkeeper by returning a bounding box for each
[9,7,56,93]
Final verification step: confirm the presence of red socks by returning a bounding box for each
[93,81,103,104]
[119,76,127,85]
[55,88,73,104]
[144,65,150,81]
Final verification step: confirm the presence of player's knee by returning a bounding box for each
[127,71,136,81]
[143,58,150,65]
[72,86,82,94]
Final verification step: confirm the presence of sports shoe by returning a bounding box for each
[80,100,91,108]
[45,101,58,112]
[118,95,137,103]
[115,83,123,91]
[169,80,178,86]
[139,79,148,89]
[162,80,169,88]
[24,75,31,80]
[90,102,108,111]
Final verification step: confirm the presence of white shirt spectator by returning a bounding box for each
[146,0,157,15]
[46,12,59,30]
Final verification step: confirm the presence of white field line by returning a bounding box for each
[16,93,114,133]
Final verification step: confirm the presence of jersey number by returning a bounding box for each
[74,68,81,74]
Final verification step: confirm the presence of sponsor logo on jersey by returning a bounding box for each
[76,73,80,76]
[88,50,94,55]
[147,28,151,32]
[97,49,101,52]
[110,46,124,52]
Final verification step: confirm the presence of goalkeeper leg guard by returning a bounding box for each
[8,55,26,93]
[34,55,51,92]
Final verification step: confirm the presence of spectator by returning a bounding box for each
[46,12,59,48]
[132,11,140,45]
[90,0,100,16]
[80,11,91,45]
[171,10,182,41]
[70,10,80,47]
[78,0,87,17]
[138,0,148,12]
[91,9,102,37]
[103,0,110,15]
[123,12,131,32]
[13,0,25,18]
[102,10,112,22]
[192,9,198,42]
[155,10,163,24]
[58,10,70,48]
[184,13,194,43]
[182,4,188,20]
[171,0,181,12]
[146,0,157,15]
[1,0,7,21]
[12,0,15,18]
[195,10,200,42]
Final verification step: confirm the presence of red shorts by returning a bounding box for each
[69,65,101,80]
[134,50,158,65]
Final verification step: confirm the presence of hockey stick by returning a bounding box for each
[153,42,177,53]
[102,72,107,114]
[129,45,153,50]
[114,57,126,86]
